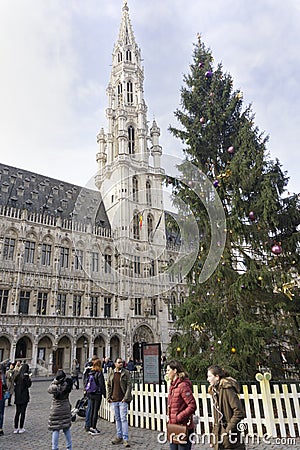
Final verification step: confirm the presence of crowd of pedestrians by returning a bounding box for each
[0,355,246,450]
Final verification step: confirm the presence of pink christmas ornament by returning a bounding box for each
[271,244,282,255]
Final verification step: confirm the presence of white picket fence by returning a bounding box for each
[99,375,300,438]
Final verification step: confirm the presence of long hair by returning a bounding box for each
[207,365,229,379]
[167,360,189,378]
[92,358,103,372]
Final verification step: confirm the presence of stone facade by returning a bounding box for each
[0,2,186,375]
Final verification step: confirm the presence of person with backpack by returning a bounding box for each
[84,358,106,435]
[48,369,73,450]
[82,355,98,432]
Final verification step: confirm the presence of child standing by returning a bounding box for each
[48,369,73,450]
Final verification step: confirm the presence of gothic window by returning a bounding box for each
[147,214,154,242]
[169,259,175,282]
[37,292,47,315]
[90,296,98,317]
[24,240,35,264]
[146,180,152,205]
[104,251,112,274]
[19,291,30,315]
[3,237,15,260]
[149,259,156,277]
[127,81,133,104]
[117,83,123,106]
[128,126,135,154]
[57,293,67,316]
[133,212,140,240]
[126,49,132,61]
[104,297,111,317]
[117,51,122,63]
[132,176,138,201]
[41,243,52,266]
[168,292,177,321]
[60,246,69,269]
[134,255,141,275]
[73,294,82,317]
[0,289,9,314]
[134,298,142,315]
[151,298,157,316]
[91,252,99,272]
[74,249,83,270]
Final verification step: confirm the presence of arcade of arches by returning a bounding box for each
[0,324,156,375]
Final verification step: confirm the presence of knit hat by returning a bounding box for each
[55,369,66,381]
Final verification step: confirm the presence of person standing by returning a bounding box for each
[166,360,196,450]
[48,369,73,450]
[71,359,80,390]
[83,355,98,432]
[13,363,32,434]
[207,365,245,450]
[85,358,106,435]
[5,362,15,406]
[0,363,7,436]
[107,357,132,448]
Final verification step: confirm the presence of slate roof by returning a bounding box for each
[0,163,111,230]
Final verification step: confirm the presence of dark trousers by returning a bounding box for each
[14,403,28,429]
[169,429,193,450]
[89,394,102,429]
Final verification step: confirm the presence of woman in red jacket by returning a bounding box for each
[166,360,196,450]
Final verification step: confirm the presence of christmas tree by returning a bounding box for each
[167,35,300,380]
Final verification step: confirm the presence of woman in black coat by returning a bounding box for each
[14,363,32,433]
[48,369,73,450]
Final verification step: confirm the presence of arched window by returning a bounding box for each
[127,81,133,104]
[117,83,123,106]
[132,176,138,202]
[133,212,140,240]
[104,247,112,274]
[128,126,135,154]
[117,51,122,63]
[146,180,151,205]
[147,214,153,241]
[126,49,132,61]
[168,293,177,321]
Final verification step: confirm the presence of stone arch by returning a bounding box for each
[53,335,72,374]
[37,335,53,373]
[0,335,12,361]
[132,324,155,363]
[75,335,89,370]
[110,335,121,362]
[94,334,106,360]
[15,335,33,364]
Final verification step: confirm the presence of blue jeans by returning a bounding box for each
[52,427,72,450]
[111,401,129,441]
[0,399,5,429]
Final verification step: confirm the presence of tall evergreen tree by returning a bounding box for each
[167,35,300,380]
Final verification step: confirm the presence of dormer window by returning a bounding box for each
[127,81,133,104]
[128,126,135,154]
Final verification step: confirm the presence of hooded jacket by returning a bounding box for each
[208,377,245,450]
[48,375,73,431]
[168,375,196,429]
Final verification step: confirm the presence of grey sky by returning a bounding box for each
[0,0,299,194]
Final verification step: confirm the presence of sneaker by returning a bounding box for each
[18,428,26,434]
[89,428,101,435]
[123,441,130,448]
[112,436,123,444]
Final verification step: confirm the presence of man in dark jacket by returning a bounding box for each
[107,357,132,448]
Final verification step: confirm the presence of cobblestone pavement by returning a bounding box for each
[1,380,299,450]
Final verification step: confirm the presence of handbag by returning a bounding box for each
[167,422,188,444]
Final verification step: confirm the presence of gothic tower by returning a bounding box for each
[95,1,167,299]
